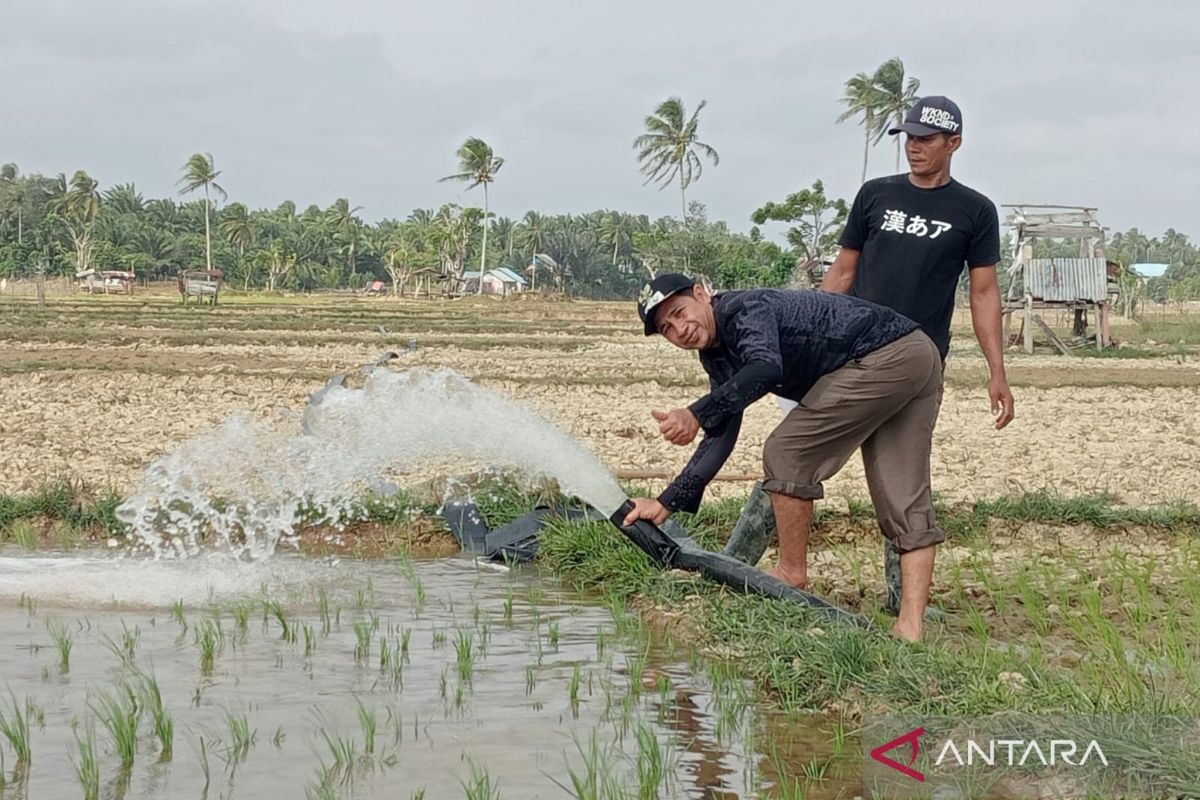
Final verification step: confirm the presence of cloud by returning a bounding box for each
[3,0,1196,234]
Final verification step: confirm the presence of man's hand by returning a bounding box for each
[651,408,700,445]
[622,498,671,526]
[988,376,1015,429]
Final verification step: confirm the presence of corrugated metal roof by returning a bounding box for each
[1026,258,1108,302]
[493,267,528,284]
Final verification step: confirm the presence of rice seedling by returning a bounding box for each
[547,621,560,651]
[231,602,253,638]
[303,623,317,656]
[802,756,829,782]
[399,627,412,664]
[569,664,582,711]
[830,719,847,758]
[769,743,808,800]
[101,621,140,666]
[502,587,514,625]
[71,717,100,800]
[265,601,297,643]
[187,732,213,792]
[461,757,502,800]
[224,709,255,766]
[169,599,187,630]
[550,734,624,800]
[47,618,72,672]
[195,617,224,674]
[272,726,286,749]
[135,669,173,759]
[318,725,359,773]
[355,698,377,756]
[353,621,372,662]
[454,629,475,683]
[525,665,537,696]
[17,593,37,616]
[431,628,446,648]
[0,692,32,766]
[411,790,426,800]
[318,588,332,634]
[635,722,669,799]
[91,684,141,767]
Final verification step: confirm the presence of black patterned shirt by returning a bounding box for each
[658,288,919,513]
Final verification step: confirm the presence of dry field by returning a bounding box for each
[2,289,1198,508]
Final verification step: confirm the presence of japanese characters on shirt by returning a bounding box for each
[880,209,953,240]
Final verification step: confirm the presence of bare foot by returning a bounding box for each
[764,564,808,590]
[890,620,922,643]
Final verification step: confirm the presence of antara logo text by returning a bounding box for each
[871,726,1109,782]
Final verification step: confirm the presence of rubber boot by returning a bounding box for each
[720,481,777,565]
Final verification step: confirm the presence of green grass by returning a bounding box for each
[534,505,1194,718]
[0,481,127,538]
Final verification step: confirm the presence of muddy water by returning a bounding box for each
[0,550,856,799]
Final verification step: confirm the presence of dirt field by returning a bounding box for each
[2,291,1198,507]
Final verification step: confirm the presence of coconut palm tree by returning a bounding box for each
[52,170,101,274]
[439,138,504,294]
[871,58,921,172]
[633,97,719,222]
[326,197,364,276]
[177,153,227,271]
[836,72,885,184]
[219,202,256,288]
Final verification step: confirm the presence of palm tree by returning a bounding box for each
[219,202,256,288]
[439,138,504,294]
[599,211,632,267]
[52,170,101,274]
[836,72,885,184]
[177,153,227,271]
[517,211,548,290]
[103,183,145,215]
[326,198,364,276]
[871,58,921,172]
[633,97,720,222]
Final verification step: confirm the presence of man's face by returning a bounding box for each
[905,132,961,177]
[653,285,717,350]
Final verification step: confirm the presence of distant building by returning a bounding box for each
[462,268,530,296]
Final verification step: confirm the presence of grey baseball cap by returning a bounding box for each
[889,96,963,136]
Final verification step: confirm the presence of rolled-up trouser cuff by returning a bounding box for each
[889,527,945,553]
[762,478,824,500]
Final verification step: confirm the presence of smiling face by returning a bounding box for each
[653,284,717,350]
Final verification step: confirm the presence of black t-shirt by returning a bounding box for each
[657,288,919,513]
[838,174,1000,357]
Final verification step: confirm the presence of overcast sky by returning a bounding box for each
[3,0,1196,237]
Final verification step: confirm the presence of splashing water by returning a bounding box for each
[116,368,629,559]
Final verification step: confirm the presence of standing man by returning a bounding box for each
[623,274,946,641]
[821,95,1015,611]
[823,95,1013,424]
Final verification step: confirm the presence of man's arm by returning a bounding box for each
[623,413,743,524]
[820,247,859,293]
[968,265,1015,429]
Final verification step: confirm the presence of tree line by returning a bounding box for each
[1,57,1197,301]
